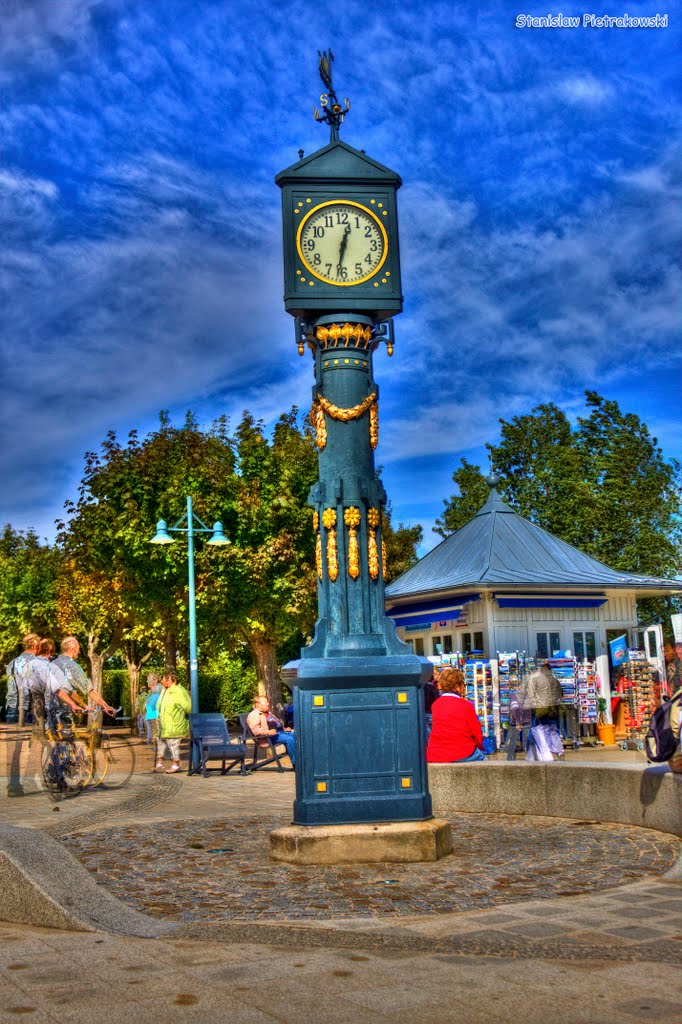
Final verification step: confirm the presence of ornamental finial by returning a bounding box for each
[313,49,350,142]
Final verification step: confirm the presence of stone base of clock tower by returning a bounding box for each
[270,818,453,865]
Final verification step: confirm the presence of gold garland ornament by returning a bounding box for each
[382,537,387,580]
[344,506,362,580]
[313,511,322,580]
[311,401,327,449]
[367,507,380,580]
[321,507,338,581]
[311,391,378,451]
[369,400,379,450]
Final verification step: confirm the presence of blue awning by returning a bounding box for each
[495,593,607,609]
[391,609,463,629]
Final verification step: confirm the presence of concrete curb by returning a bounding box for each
[428,761,682,838]
[0,824,174,936]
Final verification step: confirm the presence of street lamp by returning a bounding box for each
[149,495,229,714]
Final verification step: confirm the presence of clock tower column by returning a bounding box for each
[274,53,445,840]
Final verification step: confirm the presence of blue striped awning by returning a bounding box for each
[494,593,607,609]
[391,609,463,629]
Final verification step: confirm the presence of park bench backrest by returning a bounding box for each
[189,713,230,746]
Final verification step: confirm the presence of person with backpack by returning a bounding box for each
[643,679,679,774]
[645,683,682,772]
[669,688,682,774]
[517,662,564,762]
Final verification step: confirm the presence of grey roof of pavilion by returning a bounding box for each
[385,485,681,602]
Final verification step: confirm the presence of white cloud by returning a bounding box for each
[555,76,613,106]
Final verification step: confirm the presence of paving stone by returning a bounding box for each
[604,925,671,941]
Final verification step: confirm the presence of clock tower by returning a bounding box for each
[275,52,439,835]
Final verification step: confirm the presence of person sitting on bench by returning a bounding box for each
[246,696,296,767]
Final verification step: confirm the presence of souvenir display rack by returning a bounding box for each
[618,652,658,750]
[464,659,494,740]
[496,652,537,730]
[548,656,580,747]
[496,652,519,731]
[576,660,598,726]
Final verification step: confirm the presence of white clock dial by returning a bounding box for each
[297,201,388,285]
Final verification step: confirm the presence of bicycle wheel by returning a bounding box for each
[63,739,93,792]
[92,731,136,789]
[41,743,64,799]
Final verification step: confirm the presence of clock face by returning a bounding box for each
[296,201,388,286]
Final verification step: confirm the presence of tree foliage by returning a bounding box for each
[206,409,318,705]
[382,503,423,583]
[0,526,60,662]
[436,391,681,584]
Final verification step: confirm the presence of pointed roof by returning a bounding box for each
[275,140,401,186]
[385,476,680,602]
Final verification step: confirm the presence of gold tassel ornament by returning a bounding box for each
[367,507,380,580]
[322,507,338,582]
[313,511,322,580]
[344,506,361,579]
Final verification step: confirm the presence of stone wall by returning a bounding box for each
[428,762,682,839]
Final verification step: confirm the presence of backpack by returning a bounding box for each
[644,692,682,763]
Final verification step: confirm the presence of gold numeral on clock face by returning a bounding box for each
[297,201,388,285]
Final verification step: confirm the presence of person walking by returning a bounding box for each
[52,637,116,718]
[144,673,162,747]
[155,670,191,773]
[11,634,40,727]
[5,634,40,797]
[668,682,682,775]
[518,662,564,762]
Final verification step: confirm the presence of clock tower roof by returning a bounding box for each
[276,140,402,188]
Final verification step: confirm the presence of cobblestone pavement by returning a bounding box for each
[64,812,680,923]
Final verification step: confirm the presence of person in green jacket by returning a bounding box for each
[155,670,191,774]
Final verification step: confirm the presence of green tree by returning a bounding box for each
[208,409,318,707]
[382,503,423,583]
[436,393,681,590]
[55,559,125,695]
[57,408,320,708]
[0,526,60,662]
[434,458,491,536]
[57,412,239,696]
[575,391,681,575]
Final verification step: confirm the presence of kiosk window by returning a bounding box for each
[443,635,453,655]
[536,632,561,659]
[414,637,425,657]
[573,631,596,660]
[432,635,442,655]
[461,633,472,654]
[473,632,484,652]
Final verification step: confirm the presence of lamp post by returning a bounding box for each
[149,495,229,713]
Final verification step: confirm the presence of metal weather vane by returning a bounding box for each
[313,49,350,142]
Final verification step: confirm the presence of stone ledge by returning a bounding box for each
[428,762,682,839]
[270,818,453,864]
[0,824,173,936]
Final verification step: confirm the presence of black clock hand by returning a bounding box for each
[338,224,351,266]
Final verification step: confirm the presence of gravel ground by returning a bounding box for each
[64,812,681,923]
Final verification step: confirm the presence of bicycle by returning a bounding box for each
[71,706,136,790]
[41,717,93,798]
[41,706,136,797]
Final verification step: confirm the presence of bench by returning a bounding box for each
[188,713,248,777]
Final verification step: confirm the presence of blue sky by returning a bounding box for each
[1,0,680,553]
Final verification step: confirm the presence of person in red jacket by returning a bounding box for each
[426,667,486,763]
